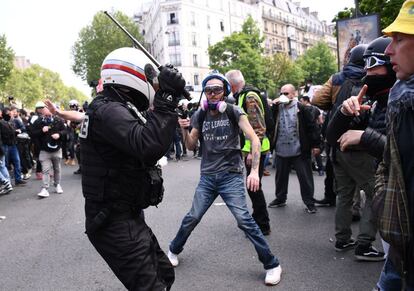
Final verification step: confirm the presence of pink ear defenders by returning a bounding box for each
[200,96,227,112]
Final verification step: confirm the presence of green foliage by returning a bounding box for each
[263,53,304,97]
[296,41,337,85]
[209,17,335,95]
[208,15,268,89]
[241,16,264,52]
[2,64,88,109]
[72,10,144,85]
[359,0,404,29]
[332,7,354,23]
[0,34,15,90]
[334,0,405,29]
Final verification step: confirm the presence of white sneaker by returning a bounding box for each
[265,265,282,286]
[37,188,50,198]
[167,250,179,267]
[55,184,63,194]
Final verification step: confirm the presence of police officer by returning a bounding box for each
[80,47,186,290]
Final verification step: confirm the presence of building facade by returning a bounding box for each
[14,56,31,70]
[136,0,337,91]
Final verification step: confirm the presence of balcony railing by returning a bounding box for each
[168,40,180,46]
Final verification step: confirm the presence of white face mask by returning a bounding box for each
[279,95,290,104]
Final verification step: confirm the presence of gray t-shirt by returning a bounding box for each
[191,106,245,175]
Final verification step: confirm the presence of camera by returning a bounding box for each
[176,104,188,119]
[176,100,195,119]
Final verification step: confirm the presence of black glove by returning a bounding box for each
[158,64,186,96]
[153,90,179,111]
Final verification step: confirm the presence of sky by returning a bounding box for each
[0,0,355,96]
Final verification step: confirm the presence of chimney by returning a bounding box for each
[302,7,309,15]
[311,11,318,19]
[293,2,300,7]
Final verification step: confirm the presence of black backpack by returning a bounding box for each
[330,78,364,120]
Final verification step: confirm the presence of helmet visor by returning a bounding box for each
[365,56,386,70]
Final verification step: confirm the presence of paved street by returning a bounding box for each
[0,158,383,290]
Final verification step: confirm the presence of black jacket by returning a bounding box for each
[81,88,179,218]
[30,116,66,152]
[0,119,17,146]
[326,95,387,159]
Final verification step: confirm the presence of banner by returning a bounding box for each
[336,14,381,70]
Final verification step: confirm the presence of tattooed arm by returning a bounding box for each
[238,115,260,192]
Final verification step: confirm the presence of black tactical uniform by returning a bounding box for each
[80,81,182,290]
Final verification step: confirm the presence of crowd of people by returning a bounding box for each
[0,99,84,198]
[1,1,413,290]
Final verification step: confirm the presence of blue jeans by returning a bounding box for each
[0,155,10,182]
[169,171,279,270]
[377,257,402,291]
[3,145,22,182]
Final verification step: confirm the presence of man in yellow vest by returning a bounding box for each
[226,69,273,235]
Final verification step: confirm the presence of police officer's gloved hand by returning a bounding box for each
[154,65,186,110]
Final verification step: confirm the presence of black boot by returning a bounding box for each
[314,197,335,207]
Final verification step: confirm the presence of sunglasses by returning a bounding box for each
[280,92,290,96]
[204,86,224,95]
[365,56,386,69]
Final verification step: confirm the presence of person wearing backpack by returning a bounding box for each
[225,69,274,236]
[312,44,367,213]
[168,72,282,286]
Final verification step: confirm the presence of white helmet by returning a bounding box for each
[69,99,79,107]
[101,47,159,110]
[35,101,46,109]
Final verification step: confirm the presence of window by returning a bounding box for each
[207,35,211,46]
[220,20,224,32]
[193,54,198,67]
[190,12,195,26]
[264,21,268,32]
[168,13,178,25]
[207,15,210,29]
[191,33,197,46]
[167,31,180,46]
[169,53,181,66]
[194,74,199,86]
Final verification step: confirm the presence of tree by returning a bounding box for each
[3,64,88,109]
[334,0,404,29]
[0,34,15,91]
[296,41,337,85]
[208,15,269,89]
[72,11,144,85]
[263,53,304,97]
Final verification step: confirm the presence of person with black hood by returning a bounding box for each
[311,44,367,208]
[326,37,397,262]
[30,105,66,198]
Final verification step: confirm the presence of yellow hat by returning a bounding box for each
[383,0,414,35]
